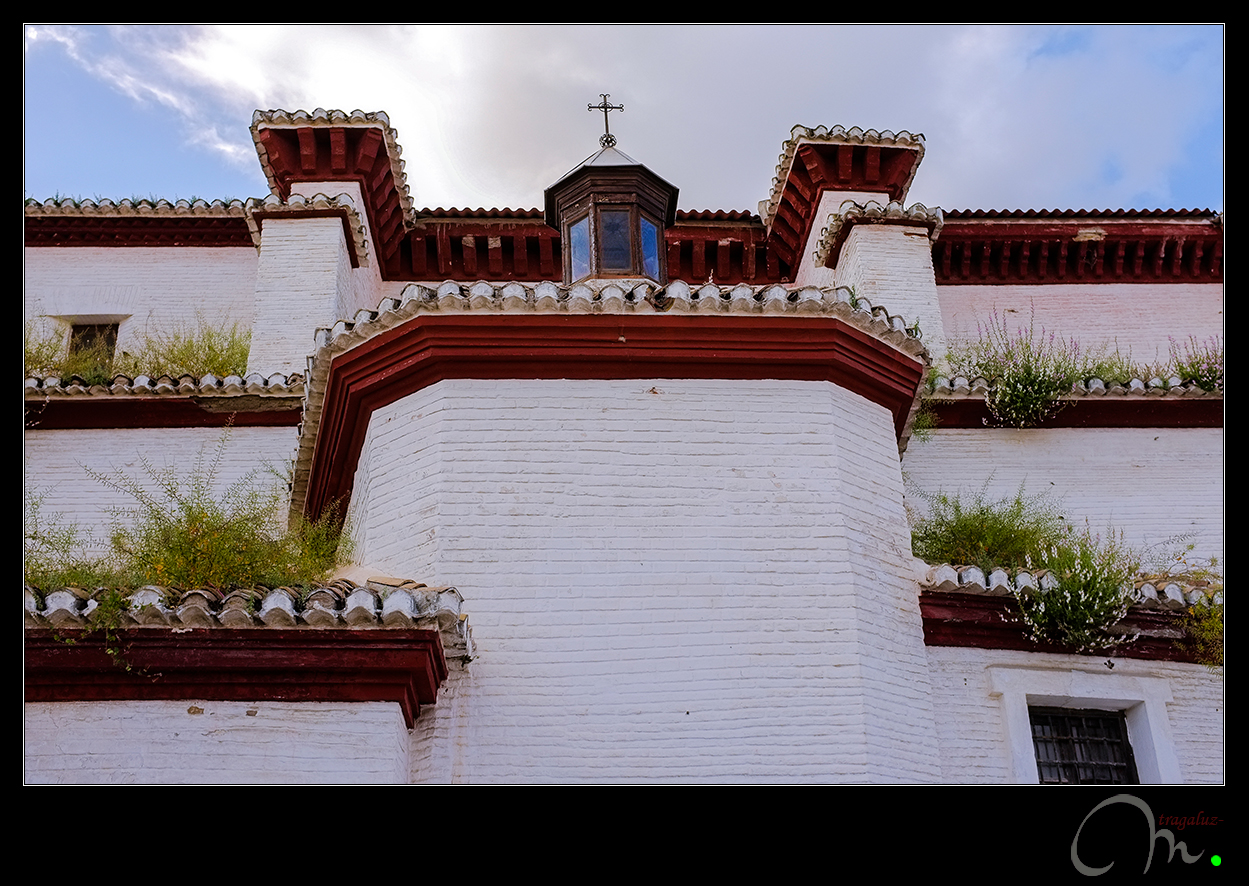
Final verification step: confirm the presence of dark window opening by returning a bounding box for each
[1030,707,1139,785]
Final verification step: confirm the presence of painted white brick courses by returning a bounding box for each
[352,377,940,782]
[836,224,946,358]
[902,427,1224,562]
[24,247,257,353]
[287,181,392,322]
[24,426,299,554]
[24,700,409,784]
[937,282,1224,367]
[926,647,1224,784]
[248,217,353,375]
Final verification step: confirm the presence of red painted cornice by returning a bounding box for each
[934,214,1223,284]
[25,628,449,728]
[24,215,253,248]
[302,314,925,519]
[926,396,1223,429]
[919,592,1200,663]
[397,216,786,284]
[25,398,302,430]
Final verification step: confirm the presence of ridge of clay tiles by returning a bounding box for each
[941,208,1221,220]
[926,375,1221,400]
[918,562,1221,611]
[25,197,247,217]
[250,108,414,224]
[25,580,473,653]
[813,200,944,268]
[25,372,305,399]
[243,192,369,264]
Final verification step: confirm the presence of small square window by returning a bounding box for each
[1029,707,1140,784]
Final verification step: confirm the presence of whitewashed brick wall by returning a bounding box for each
[926,646,1224,784]
[248,218,353,375]
[836,224,946,357]
[24,700,409,784]
[937,282,1224,368]
[24,426,299,555]
[352,377,940,782]
[902,427,1224,562]
[287,182,395,323]
[24,247,258,356]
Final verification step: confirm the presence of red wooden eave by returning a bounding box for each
[919,592,1202,663]
[25,628,449,729]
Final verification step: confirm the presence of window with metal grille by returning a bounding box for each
[1029,707,1140,784]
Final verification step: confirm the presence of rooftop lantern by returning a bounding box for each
[544,95,678,285]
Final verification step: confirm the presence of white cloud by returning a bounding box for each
[25,24,1223,211]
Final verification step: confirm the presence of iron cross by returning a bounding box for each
[588,94,624,148]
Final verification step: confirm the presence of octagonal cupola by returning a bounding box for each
[544,143,678,286]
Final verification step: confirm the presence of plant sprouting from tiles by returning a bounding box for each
[87,424,351,592]
[24,492,131,591]
[1139,539,1224,669]
[23,315,251,381]
[115,316,251,380]
[1016,523,1140,653]
[940,311,1214,427]
[909,482,1070,573]
[1170,335,1224,392]
[945,310,1082,427]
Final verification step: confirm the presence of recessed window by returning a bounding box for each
[1030,707,1140,785]
[68,323,119,375]
[70,323,118,356]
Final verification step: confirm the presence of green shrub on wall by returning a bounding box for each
[911,484,1221,657]
[1017,526,1138,653]
[24,427,351,595]
[943,314,1223,429]
[23,316,251,382]
[910,483,1068,573]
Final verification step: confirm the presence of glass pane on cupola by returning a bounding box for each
[600,209,632,272]
[570,216,591,280]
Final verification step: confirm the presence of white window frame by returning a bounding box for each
[989,666,1182,784]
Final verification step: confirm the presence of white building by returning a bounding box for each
[24,110,1223,783]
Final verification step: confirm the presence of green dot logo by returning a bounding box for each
[1211,856,1221,867]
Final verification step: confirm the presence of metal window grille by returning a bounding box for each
[1029,707,1140,785]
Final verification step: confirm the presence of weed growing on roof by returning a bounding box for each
[23,316,251,382]
[1140,540,1224,669]
[23,493,132,592]
[909,482,1069,573]
[942,311,1215,427]
[115,316,251,380]
[88,425,350,592]
[945,310,1083,427]
[1018,524,1139,653]
[1170,335,1224,392]
[23,322,68,378]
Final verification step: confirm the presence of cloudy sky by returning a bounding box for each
[24,25,1223,214]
